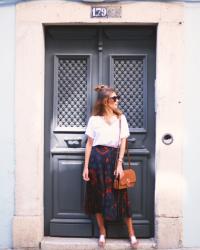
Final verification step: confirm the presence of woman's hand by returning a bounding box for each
[82,167,90,181]
[114,162,124,179]
[83,136,93,182]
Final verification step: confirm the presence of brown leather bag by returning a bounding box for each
[113,168,136,189]
[113,117,136,190]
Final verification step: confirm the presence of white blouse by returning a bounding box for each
[85,114,130,148]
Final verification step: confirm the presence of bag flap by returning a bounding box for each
[120,169,136,185]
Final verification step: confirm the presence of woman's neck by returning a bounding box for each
[104,111,114,117]
[104,106,114,116]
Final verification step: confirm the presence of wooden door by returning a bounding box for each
[44,26,156,238]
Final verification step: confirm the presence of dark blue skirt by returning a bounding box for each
[84,145,132,221]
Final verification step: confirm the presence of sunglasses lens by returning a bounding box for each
[110,95,120,102]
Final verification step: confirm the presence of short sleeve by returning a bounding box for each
[85,116,95,138]
[120,114,130,139]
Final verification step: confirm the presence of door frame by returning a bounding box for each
[13,1,184,249]
[44,25,156,238]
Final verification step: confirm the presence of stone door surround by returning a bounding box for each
[13,1,184,249]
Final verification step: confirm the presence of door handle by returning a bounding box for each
[127,137,136,143]
[64,138,82,148]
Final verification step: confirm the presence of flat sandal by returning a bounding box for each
[130,235,139,249]
[98,234,106,248]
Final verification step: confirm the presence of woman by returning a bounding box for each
[82,84,138,248]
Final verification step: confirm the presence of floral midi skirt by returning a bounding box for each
[84,145,132,221]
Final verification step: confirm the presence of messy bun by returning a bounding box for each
[94,84,108,92]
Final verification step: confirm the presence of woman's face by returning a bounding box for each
[106,92,120,110]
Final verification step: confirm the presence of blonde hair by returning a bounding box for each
[92,84,122,117]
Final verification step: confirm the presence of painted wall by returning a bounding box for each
[0,4,15,249]
[183,2,200,248]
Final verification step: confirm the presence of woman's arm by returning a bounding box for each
[115,137,127,178]
[82,136,94,181]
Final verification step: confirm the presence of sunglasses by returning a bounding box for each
[109,95,120,102]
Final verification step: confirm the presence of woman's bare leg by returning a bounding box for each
[124,217,138,248]
[96,213,106,235]
[96,213,106,247]
[124,217,135,237]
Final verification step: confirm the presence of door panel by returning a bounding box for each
[50,154,93,237]
[110,54,147,131]
[44,26,156,238]
[53,54,92,132]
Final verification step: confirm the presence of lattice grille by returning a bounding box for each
[113,57,145,128]
[56,57,88,127]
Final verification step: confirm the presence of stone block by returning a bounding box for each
[156,217,182,249]
[13,216,43,249]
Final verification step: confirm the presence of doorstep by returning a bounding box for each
[41,237,156,250]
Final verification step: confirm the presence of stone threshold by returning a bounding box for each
[40,236,156,250]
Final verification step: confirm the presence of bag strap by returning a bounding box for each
[125,140,132,169]
[114,115,132,171]
[114,116,121,171]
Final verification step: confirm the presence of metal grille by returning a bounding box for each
[57,57,88,127]
[113,57,145,128]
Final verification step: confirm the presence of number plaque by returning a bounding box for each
[92,7,107,17]
[91,6,121,18]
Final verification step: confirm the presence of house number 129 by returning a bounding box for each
[91,7,107,17]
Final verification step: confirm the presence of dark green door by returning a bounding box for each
[44,26,156,238]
